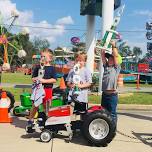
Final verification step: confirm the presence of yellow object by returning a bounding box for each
[34,112,38,119]
[118,54,122,64]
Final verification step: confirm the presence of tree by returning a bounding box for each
[132,47,142,62]
[118,42,132,57]
[32,36,50,54]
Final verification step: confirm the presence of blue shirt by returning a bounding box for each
[32,65,57,88]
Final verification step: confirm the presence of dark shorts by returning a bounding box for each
[74,102,88,112]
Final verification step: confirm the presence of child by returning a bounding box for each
[27,48,57,126]
[66,51,92,112]
[101,40,121,126]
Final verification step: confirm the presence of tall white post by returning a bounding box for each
[86,15,95,74]
[98,0,114,93]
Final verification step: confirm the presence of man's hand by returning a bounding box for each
[110,40,116,48]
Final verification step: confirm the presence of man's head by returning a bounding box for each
[105,53,122,66]
[40,48,53,65]
[105,53,115,66]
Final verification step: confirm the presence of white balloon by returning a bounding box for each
[18,50,27,58]
[21,27,30,35]
[22,64,27,68]
[2,63,10,71]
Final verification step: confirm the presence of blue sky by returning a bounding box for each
[1,0,152,55]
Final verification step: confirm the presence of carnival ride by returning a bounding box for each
[0,10,27,70]
[0,10,28,112]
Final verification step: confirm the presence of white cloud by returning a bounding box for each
[56,16,74,25]
[132,10,152,18]
[0,0,74,44]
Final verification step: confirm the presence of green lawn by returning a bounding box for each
[89,92,152,105]
[1,73,32,84]
[3,85,152,105]
[1,73,152,105]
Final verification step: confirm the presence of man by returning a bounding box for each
[101,41,121,126]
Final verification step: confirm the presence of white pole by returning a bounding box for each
[86,15,95,74]
[98,0,114,93]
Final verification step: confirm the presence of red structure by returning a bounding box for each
[138,63,149,73]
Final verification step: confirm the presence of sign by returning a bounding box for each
[80,0,121,17]
[138,63,149,73]
[71,37,80,44]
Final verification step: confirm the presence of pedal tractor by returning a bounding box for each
[13,87,66,116]
[26,89,116,147]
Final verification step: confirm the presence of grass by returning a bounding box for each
[1,73,152,104]
[3,85,152,105]
[88,92,152,105]
[124,83,152,87]
[1,73,32,84]
[3,87,31,101]
[1,72,60,85]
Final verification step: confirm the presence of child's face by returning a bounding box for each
[40,52,52,65]
[75,56,86,67]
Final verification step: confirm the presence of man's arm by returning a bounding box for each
[111,41,119,65]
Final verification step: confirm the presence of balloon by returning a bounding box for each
[71,37,80,44]
[18,50,27,58]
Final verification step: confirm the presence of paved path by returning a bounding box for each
[0,110,152,152]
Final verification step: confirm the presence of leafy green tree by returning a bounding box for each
[118,42,132,57]
[32,36,50,54]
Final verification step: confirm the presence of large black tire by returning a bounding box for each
[0,91,15,113]
[82,109,116,147]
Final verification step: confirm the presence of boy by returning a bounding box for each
[101,41,121,126]
[27,48,57,126]
[66,51,92,112]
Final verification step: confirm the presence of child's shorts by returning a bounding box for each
[74,102,88,112]
[43,88,53,106]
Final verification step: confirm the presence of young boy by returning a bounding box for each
[66,51,92,112]
[27,49,57,126]
[101,41,121,126]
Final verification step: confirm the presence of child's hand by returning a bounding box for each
[38,78,45,83]
[32,77,38,82]
[69,83,75,89]
[77,83,83,89]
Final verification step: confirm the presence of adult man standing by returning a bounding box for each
[101,40,121,127]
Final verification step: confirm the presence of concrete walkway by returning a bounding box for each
[0,110,152,152]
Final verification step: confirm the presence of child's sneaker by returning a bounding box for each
[27,120,34,127]
[26,120,35,133]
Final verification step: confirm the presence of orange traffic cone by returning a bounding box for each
[60,77,66,90]
[0,91,12,123]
